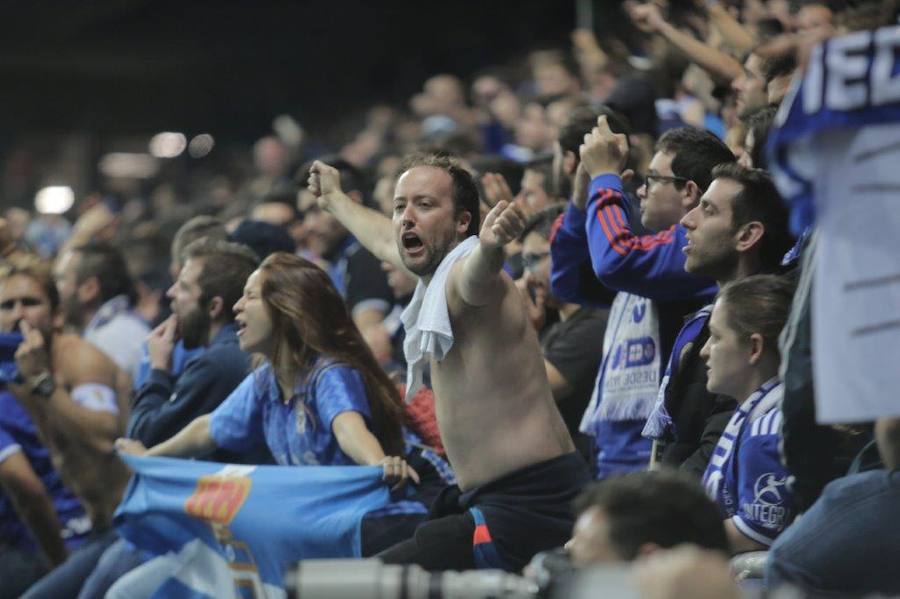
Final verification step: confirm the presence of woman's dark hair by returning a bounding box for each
[258,252,405,456]
[716,274,796,359]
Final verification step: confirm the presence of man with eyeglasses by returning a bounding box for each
[517,205,607,461]
[551,120,735,479]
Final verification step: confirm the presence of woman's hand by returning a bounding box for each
[115,438,148,456]
[379,456,420,491]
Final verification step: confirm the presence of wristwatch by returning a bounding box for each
[28,371,56,398]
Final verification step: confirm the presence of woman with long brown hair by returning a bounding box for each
[118,252,417,484]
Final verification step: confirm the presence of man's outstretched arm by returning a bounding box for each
[454,198,527,307]
[308,161,403,269]
[628,2,742,85]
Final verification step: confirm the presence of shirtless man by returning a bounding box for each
[0,258,131,597]
[308,152,588,572]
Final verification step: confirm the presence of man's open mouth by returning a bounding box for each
[402,232,424,252]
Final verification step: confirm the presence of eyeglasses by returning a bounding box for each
[522,251,551,271]
[0,297,44,311]
[641,173,690,188]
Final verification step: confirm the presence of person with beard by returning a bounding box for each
[117,253,442,558]
[132,216,228,392]
[551,113,734,479]
[126,239,269,464]
[73,240,269,599]
[307,152,587,572]
[53,242,149,381]
[644,163,794,477]
[116,251,423,473]
[0,257,132,599]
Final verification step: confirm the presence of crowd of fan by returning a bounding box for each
[2,0,900,597]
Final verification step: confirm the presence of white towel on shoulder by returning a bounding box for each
[401,236,479,403]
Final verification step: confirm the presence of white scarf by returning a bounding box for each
[400,236,479,403]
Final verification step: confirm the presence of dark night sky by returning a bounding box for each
[0,0,578,143]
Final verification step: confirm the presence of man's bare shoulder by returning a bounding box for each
[445,259,522,323]
[52,334,120,387]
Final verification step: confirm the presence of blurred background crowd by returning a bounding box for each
[1,0,835,292]
[3,0,900,597]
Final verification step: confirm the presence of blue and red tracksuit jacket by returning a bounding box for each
[550,173,716,478]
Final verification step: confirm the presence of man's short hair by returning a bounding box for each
[763,53,798,85]
[399,151,481,238]
[520,204,565,242]
[1,255,59,312]
[656,127,736,192]
[72,242,137,306]
[182,239,260,322]
[710,162,794,272]
[573,470,729,560]
[171,216,227,265]
[557,105,632,158]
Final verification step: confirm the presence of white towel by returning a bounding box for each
[401,236,479,403]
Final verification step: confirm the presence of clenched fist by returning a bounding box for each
[480,200,527,251]
[307,161,345,211]
[626,2,666,34]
